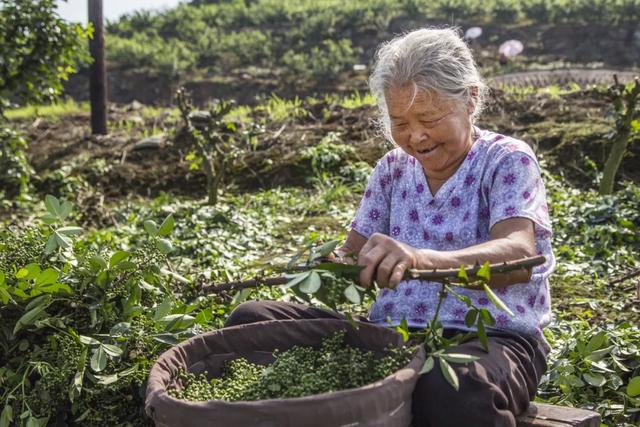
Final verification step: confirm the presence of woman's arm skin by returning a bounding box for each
[337,217,536,289]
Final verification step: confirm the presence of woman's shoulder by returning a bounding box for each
[476,129,537,163]
[378,147,414,168]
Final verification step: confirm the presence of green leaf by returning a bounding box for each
[13,304,47,334]
[45,194,61,217]
[476,261,491,282]
[420,356,435,374]
[583,372,606,387]
[477,318,489,352]
[479,309,495,327]
[17,263,40,280]
[457,265,469,283]
[195,309,213,325]
[158,214,175,236]
[298,271,321,294]
[44,234,58,254]
[109,251,130,268]
[231,288,252,305]
[585,331,607,355]
[35,268,58,286]
[153,298,173,321]
[0,404,13,427]
[143,220,159,236]
[314,240,340,258]
[395,318,410,342]
[441,353,480,364]
[79,335,101,346]
[627,376,640,397]
[465,309,478,328]
[156,238,174,254]
[41,213,57,225]
[54,231,72,248]
[282,272,310,289]
[90,346,107,372]
[439,357,459,391]
[483,284,514,316]
[152,333,180,345]
[343,284,361,304]
[56,226,82,236]
[59,201,73,219]
[0,271,4,286]
[89,255,107,271]
[102,344,123,357]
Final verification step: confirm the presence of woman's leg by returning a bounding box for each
[412,330,548,427]
[224,300,347,327]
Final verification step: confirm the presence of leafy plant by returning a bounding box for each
[0,126,32,200]
[599,77,640,195]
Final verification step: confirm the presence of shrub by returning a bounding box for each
[0,126,32,200]
[282,39,361,85]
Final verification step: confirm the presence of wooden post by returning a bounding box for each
[88,0,107,135]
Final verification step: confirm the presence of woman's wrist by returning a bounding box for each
[414,248,447,270]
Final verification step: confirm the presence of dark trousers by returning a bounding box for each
[225,300,549,427]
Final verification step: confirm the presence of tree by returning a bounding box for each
[0,0,91,115]
[599,77,640,195]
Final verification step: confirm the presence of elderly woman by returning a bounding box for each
[227,28,554,426]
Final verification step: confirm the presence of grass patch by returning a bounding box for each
[5,99,89,120]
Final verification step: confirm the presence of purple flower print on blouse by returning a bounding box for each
[409,209,419,222]
[463,211,470,222]
[496,287,508,296]
[464,174,476,187]
[414,303,428,316]
[380,174,391,189]
[478,297,489,306]
[409,157,415,165]
[423,230,430,241]
[416,183,424,194]
[493,134,505,141]
[391,226,401,236]
[388,154,395,163]
[411,318,427,324]
[520,156,531,166]
[431,214,444,225]
[480,207,490,219]
[528,295,536,308]
[523,190,531,200]
[467,151,477,160]
[539,295,546,306]
[401,190,407,199]
[394,169,403,179]
[445,232,454,242]
[453,307,466,319]
[369,208,380,221]
[503,173,517,185]
[381,288,391,298]
[365,188,372,198]
[496,314,510,328]
[451,196,461,208]
[504,206,517,216]
[351,220,357,228]
[404,287,413,296]
[383,302,395,314]
[516,305,526,314]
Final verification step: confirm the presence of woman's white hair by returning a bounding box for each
[369,27,487,141]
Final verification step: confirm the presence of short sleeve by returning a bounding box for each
[487,151,552,237]
[350,155,392,238]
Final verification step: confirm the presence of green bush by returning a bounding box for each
[491,0,522,23]
[108,33,197,75]
[282,39,361,85]
[0,126,32,200]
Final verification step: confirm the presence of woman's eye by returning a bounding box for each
[392,122,408,129]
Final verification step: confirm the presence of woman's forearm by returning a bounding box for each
[415,237,536,288]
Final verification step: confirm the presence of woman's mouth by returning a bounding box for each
[417,145,438,155]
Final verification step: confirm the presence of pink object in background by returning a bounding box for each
[499,40,524,58]
[464,27,483,40]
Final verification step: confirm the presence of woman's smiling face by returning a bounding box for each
[386,84,475,180]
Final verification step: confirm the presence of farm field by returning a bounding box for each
[1,1,639,426]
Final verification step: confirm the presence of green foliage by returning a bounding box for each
[0,126,32,200]
[0,0,90,114]
[169,330,415,401]
[541,320,640,426]
[282,39,361,85]
[490,0,521,23]
[0,195,230,425]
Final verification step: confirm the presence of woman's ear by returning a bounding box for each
[467,86,479,114]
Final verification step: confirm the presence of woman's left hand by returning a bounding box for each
[357,233,420,289]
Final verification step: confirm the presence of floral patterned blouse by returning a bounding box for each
[351,128,555,336]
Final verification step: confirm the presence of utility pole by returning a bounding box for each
[88,0,107,134]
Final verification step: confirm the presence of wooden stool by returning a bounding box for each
[516,403,601,426]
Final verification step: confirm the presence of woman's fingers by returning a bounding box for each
[388,261,408,289]
[358,244,387,287]
[376,255,401,288]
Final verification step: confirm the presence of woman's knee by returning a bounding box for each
[224,300,273,327]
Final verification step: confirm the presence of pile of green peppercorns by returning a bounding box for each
[168,330,415,402]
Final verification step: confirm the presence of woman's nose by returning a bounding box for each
[409,125,428,145]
